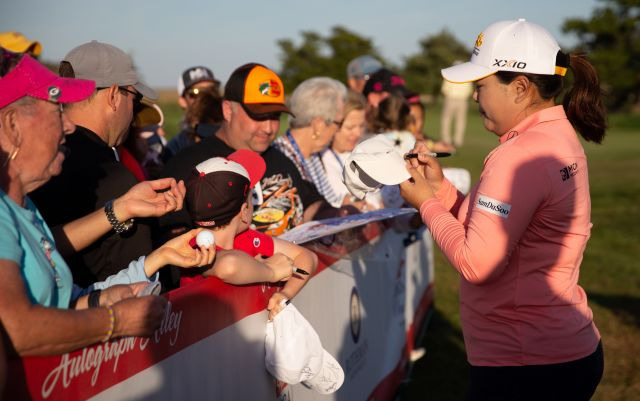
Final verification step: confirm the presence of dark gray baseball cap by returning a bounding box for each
[62,40,157,100]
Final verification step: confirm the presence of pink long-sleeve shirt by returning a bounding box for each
[420,106,600,366]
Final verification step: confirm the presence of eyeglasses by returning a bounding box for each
[96,86,143,104]
[118,87,143,104]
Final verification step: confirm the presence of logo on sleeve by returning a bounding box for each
[476,195,511,219]
[560,162,578,181]
[253,237,261,248]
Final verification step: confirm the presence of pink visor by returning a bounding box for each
[0,54,95,109]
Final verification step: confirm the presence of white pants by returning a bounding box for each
[440,97,469,147]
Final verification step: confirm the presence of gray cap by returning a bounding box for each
[347,55,383,79]
[63,40,157,100]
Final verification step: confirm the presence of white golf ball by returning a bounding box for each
[196,230,215,248]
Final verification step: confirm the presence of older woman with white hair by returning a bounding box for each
[273,77,346,208]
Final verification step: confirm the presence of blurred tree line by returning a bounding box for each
[278,0,640,112]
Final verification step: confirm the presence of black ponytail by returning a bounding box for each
[495,52,606,144]
[562,53,606,144]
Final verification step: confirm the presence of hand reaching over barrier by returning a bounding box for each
[144,228,216,277]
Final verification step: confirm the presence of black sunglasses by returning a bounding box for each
[118,87,143,103]
[97,86,143,104]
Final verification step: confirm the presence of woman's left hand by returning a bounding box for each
[114,178,187,220]
[399,162,436,209]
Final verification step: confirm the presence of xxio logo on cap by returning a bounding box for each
[259,79,281,97]
[493,59,527,69]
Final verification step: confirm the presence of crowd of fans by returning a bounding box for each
[0,32,430,363]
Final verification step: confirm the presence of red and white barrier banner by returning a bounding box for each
[5,217,434,401]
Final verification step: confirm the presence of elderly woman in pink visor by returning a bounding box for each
[0,49,214,356]
[400,20,605,401]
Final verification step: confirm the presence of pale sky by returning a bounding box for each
[1,0,599,89]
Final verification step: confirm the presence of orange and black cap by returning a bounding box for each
[224,63,293,120]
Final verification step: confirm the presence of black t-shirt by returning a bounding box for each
[30,126,152,287]
[161,133,323,236]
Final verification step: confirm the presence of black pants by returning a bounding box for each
[467,342,604,401]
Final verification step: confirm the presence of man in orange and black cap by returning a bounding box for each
[162,63,331,238]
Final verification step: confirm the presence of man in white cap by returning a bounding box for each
[31,41,164,287]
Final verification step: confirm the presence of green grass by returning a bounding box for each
[157,95,640,400]
[407,105,640,401]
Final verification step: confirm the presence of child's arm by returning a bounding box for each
[267,239,318,319]
[205,251,293,285]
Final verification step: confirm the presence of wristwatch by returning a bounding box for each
[104,199,134,234]
[88,289,101,308]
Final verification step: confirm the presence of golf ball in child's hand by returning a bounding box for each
[196,230,215,248]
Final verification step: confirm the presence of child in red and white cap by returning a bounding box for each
[183,149,318,319]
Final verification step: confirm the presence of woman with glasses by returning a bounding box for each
[321,90,380,211]
[273,77,347,208]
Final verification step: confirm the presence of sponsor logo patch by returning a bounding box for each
[476,195,511,218]
[259,79,281,97]
[472,33,484,56]
[560,162,578,181]
[253,237,261,248]
[188,67,210,81]
[47,86,61,101]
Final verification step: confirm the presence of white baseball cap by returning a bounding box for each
[442,19,568,83]
[265,302,344,394]
[342,135,411,200]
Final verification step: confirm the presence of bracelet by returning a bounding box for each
[104,199,134,234]
[102,306,116,343]
[88,289,101,308]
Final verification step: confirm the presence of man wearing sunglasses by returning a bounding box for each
[165,66,223,158]
[177,66,220,112]
[31,41,162,287]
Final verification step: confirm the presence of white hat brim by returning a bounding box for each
[441,62,497,84]
[351,153,410,186]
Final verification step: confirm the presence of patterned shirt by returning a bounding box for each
[273,132,343,208]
